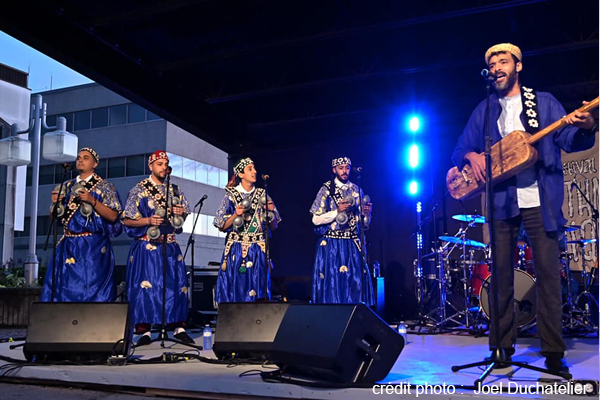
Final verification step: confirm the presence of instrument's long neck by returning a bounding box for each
[527,97,599,145]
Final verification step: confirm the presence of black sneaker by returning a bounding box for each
[136,334,152,347]
[545,354,570,376]
[174,331,195,344]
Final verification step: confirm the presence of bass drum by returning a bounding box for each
[479,269,537,328]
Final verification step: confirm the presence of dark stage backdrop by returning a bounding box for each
[247,121,475,322]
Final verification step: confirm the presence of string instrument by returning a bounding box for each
[447,97,599,200]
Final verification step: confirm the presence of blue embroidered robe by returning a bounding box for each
[42,175,122,302]
[123,178,191,325]
[310,181,374,305]
[213,186,281,303]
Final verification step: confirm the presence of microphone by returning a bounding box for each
[480,69,498,81]
[62,163,74,171]
[352,166,363,173]
[571,181,578,192]
[262,174,270,180]
[194,194,208,208]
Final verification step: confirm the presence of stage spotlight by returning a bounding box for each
[408,180,419,195]
[408,144,419,168]
[408,116,421,133]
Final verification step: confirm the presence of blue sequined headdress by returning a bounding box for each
[79,147,99,163]
[234,157,254,175]
[331,157,351,168]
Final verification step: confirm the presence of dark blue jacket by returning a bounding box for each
[452,91,596,231]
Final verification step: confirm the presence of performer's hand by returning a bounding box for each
[363,202,372,215]
[149,215,164,226]
[267,201,275,211]
[172,204,185,215]
[51,191,64,203]
[465,152,486,182]
[338,201,351,212]
[565,101,595,130]
[235,205,245,216]
[78,190,95,204]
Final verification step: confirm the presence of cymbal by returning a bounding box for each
[563,225,582,232]
[439,235,486,248]
[452,214,486,224]
[567,239,597,246]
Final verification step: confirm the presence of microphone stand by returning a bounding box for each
[451,77,569,385]
[146,171,200,350]
[183,197,207,316]
[44,164,71,302]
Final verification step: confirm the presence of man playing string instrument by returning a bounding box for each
[452,43,596,374]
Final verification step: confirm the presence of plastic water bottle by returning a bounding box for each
[397,322,408,345]
[203,324,213,351]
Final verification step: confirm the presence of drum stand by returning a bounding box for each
[430,224,480,329]
[563,242,599,333]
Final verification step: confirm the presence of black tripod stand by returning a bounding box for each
[143,169,201,350]
[451,75,570,385]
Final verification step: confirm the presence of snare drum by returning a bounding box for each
[470,263,490,296]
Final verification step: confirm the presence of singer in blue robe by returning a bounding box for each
[310,156,374,305]
[122,151,192,341]
[42,147,122,302]
[213,157,281,303]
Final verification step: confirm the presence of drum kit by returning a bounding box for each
[414,214,598,334]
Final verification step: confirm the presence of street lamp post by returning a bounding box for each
[0,93,77,285]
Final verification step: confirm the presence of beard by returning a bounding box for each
[493,68,518,95]
[335,172,349,183]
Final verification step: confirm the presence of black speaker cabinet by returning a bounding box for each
[23,302,132,362]
[213,302,403,383]
[213,302,290,359]
[271,303,403,383]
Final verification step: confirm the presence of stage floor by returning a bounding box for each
[0,331,597,399]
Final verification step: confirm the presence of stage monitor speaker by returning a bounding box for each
[270,303,404,384]
[213,302,290,360]
[23,302,132,362]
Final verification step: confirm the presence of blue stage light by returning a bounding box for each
[408,144,419,168]
[408,180,419,195]
[416,201,422,213]
[408,116,421,133]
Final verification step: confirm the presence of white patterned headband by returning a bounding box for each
[332,157,351,168]
[234,157,254,175]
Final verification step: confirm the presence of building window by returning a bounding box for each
[109,105,127,126]
[108,157,126,178]
[74,110,91,131]
[220,170,229,188]
[45,114,57,128]
[182,158,196,181]
[96,159,107,179]
[195,162,208,185]
[147,110,161,121]
[91,107,109,128]
[39,165,54,185]
[126,155,146,177]
[127,104,146,123]
[54,165,73,184]
[167,153,183,178]
[207,165,220,187]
